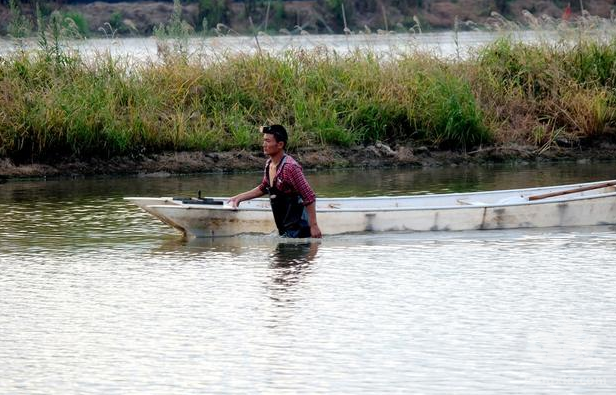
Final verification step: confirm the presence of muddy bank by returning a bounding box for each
[2,142,615,180]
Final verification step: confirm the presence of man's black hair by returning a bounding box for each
[261,124,288,145]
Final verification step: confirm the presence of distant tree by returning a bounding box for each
[351,0,377,15]
[318,0,354,29]
[108,10,132,35]
[63,10,89,37]
[271,0,287,30]
[109,10,123,30]
[7,0,32,38]
[199,0,230,31]
[243,0,257,18]
[495,0,513,15]
[390,0,423,9]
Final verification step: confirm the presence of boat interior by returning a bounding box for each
[125,180,616,211]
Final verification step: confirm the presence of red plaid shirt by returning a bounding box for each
[258,155,316,206]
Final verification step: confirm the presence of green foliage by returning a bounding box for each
[34,9,81,68]
[0,46,491,162]
[414,71,488,147]
[62,11,89,37]
[494,0,514,16]
[478,38,556,99]
[473,37,616,145]
[198,0,229,31]
[272,0,287,29]
[36,1,53,18]
[5,34,616,162]
[242,0,257,19]
[563,40,616,88]
[321,0,351,29]
[7,0,32,38]
[155,0,193,37]
[109,11,127,34]
[154,0,194,58]
[109,11,123,29]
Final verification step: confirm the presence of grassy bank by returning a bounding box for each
[1,35,616,163]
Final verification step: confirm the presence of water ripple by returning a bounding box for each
[2,167,616,394]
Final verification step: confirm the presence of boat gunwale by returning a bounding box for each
[144,189,616,213]
[126,179,616,204]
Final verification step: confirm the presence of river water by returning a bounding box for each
[1,162,616,394]
[0,30,564,61]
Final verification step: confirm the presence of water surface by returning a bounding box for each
[1,163,616,394]
[0,30,560,61]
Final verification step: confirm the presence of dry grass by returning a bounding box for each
[2,10,616,162]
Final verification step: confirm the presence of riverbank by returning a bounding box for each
[2,140,616,179]
[3,23,616,179]
[2,0,614,36]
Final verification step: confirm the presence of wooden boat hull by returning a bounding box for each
[125,180,616,238]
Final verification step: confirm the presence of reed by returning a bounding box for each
[470,36,616,145]
[2,27,616,162]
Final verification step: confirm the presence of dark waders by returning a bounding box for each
[266,157,311,238]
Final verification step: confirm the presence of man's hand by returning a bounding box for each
[227,188,265,210]
[310,223,322,238]
[305,202,321,238]
[227,196,241,209]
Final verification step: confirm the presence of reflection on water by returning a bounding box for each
[2,160,615,202]
[2,163,616,394]
[268,242,319,293]
[269,241,319,268]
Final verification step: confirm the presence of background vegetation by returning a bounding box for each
[1,2,616,163]
[1,0,613,36]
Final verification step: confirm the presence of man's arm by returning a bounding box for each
[227,187,265,209]
[305,202,322,238]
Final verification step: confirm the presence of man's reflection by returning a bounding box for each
[267,241,319,301]
[270,241,319,267]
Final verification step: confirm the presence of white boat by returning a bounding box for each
[125,180,616,238]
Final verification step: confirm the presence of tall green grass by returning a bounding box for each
[0,45,491,162]
[2,33,616,163]
[472,37,616,145]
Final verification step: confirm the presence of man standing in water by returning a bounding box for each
[227,125,322,238]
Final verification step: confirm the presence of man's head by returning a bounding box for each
[261,125,288,156]
[261,125,287,146]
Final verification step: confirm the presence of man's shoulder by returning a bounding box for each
[283,154,302,169]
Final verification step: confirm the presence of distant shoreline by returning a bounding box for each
[1,0,615,37]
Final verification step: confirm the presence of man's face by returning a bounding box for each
[262,133,283,156]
